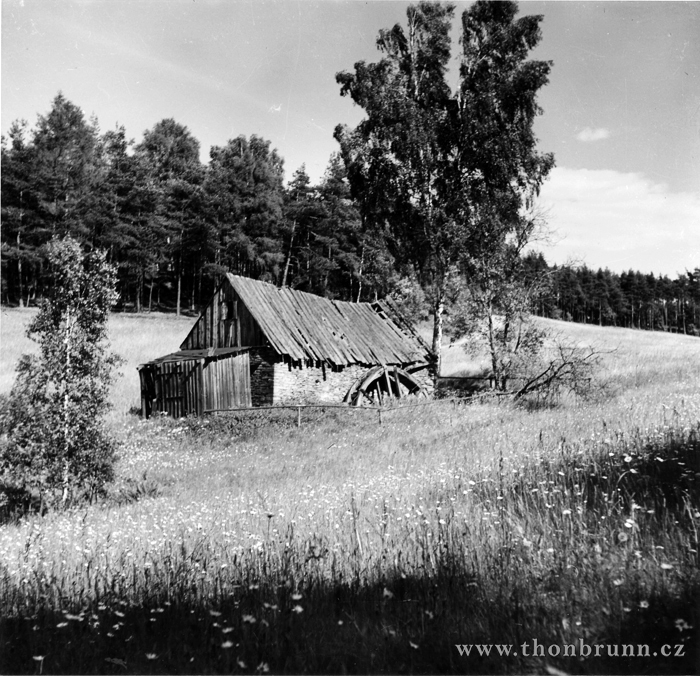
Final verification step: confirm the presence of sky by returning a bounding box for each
[2,0,699,277]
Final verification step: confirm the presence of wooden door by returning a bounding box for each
[203,352,251,411]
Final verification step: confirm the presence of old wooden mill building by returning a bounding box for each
[138,274,435,417]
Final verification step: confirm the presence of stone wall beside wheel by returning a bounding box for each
[248,348,435,406]
[271,360,368,405]
[406,364,436,398]
[270,359,435,406]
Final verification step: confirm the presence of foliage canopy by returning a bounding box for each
[335,0,555,370]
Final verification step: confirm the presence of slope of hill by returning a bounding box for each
[1,307,699,673]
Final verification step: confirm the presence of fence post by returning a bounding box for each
[297,406,301,428]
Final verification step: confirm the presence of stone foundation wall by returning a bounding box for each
[272,361,367,405]
[248,350,435,407]
[249,349,275,407]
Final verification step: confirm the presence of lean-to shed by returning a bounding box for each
[138,274,435,417]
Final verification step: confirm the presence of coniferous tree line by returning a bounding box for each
[2,92,698,336]
[522,253,700,335]
[1,93,396,314]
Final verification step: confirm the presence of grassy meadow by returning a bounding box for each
[1,307,699,674]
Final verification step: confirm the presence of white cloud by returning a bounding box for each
[576,127,610,142]
[536,167,700,276]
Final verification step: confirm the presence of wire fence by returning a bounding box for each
[202,391,498,427]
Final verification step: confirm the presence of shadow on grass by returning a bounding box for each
[2,558,697,675]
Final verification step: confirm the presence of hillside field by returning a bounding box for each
[1,307,699,674]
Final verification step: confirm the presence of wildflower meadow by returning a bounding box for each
[0,308,698,674]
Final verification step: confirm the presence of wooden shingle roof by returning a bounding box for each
[223,274,433,367]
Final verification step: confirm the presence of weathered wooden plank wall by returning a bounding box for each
[181,283,266,350]
[201,352,251,411]
[141,355,253,418]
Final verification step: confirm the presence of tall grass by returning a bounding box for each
[1,309,699,673]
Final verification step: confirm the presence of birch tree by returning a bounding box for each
[336,0,554,373]
[336,1,456,370]
[1,237,120,511]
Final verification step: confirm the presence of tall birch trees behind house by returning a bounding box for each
[334,1,557,370]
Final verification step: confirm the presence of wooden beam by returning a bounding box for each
[198,359,205,416]
[383,368,392,399]
[139,369,149,418]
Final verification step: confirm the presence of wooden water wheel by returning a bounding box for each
[343,365,426,406]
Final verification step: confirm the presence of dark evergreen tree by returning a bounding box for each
[134,119,204,314]
[280,165,324,291]
[317,153,391,301]
[1,121,42,305]
[204,135,285,285]
[30,93,103,241]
